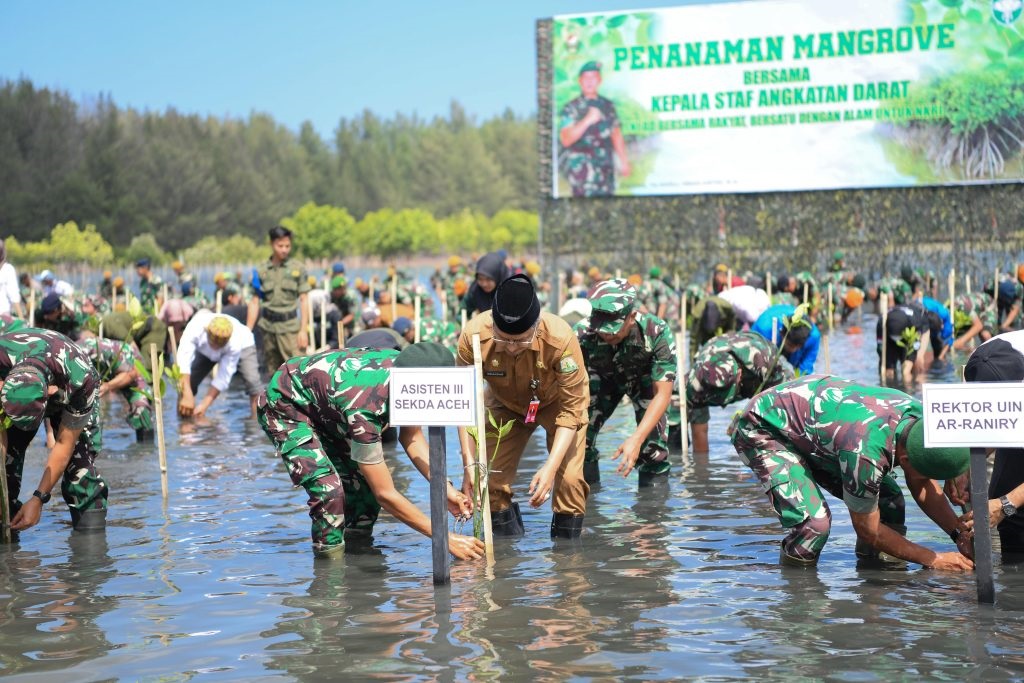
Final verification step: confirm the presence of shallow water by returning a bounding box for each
[3,317,1024,682]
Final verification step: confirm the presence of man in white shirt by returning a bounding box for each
[36,270,75,298]
[176,310,260,418]
[718,284,770,328]
[0,239,24,319]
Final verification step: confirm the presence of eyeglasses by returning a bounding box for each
[493,323,538,347]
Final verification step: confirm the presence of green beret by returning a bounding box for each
[649,266,662,278]
[904,420,968,480]
[832,250,844,261]
[330,275,347,290]
[394,342,455,368]
[579,61,602,76]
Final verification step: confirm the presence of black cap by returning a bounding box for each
[965,338,1024,382]
[136,257,151,268]
[40,292,61,314]
[775,274,790,293]
[492,274,540,334]
[885,307,912,343]
[394,342,456,368]
[850,273,866,290]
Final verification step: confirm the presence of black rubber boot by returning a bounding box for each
[550,513,584,539]
[71,507,107,533]
[136,428,155,443]
[583,460,600,485]
[491,502,525,537]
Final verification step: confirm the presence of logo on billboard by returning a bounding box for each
[993,0,1022,25]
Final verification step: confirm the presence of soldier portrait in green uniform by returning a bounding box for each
[558,61,631,197]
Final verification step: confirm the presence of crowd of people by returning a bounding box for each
[0,233,1021,573]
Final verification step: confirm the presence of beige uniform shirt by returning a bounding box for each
[457,311,589,430]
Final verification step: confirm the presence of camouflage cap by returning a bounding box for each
[579,61,601,75]
[1,364,48,431]
[588,278,636,334]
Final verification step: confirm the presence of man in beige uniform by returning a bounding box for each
[248,226,310,374]
[457,274,590,539]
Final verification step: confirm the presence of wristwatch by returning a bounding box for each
[32,489,51,505]
[1000,495,1018,518]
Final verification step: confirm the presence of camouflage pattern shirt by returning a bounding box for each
[954,292,996,335]
[731,375,919,514]
[418,318,460,352]
[139,274,163,313]
[77,336,139,381]
[262,348,398,464]
[686,331,793,411]
[559,95,620,197]
[575,312,677,393]
[0,329,99,429]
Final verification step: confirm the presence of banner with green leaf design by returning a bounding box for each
[550,0,1024,198]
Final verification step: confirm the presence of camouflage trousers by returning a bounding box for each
[4,408,108,519]
[585,377,669,475]
[565,157,614,197]
[732,412,905,562]
[119,382,153,432]
[257,396,380,552]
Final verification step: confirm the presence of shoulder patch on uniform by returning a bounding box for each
[559,357,579,374]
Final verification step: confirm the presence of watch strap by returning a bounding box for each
[32,489,51,504]
[1001,495,1017,517]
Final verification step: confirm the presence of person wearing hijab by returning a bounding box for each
[461,251,510,317]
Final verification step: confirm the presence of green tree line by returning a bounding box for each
[0,78,538,253]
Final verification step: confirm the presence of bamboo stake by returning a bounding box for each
[948,269,956,313]
[215,289,223,314]
[390,277,398,323]
[160,282,168,312]
[461,308,467,330]
[306,292,314,348]
[824,284,833,374]
[441,291,448,325]
[880,292,888,385]
[168,325,178,359]
[827,283,834,334]
[966,274,972,295]
[112,285,118,312]
[319,294,327,350]
[765,271,772,299]
[149,343,167,474]
[28,289,35,327]
[771,317,778,347]
[802,281,809,306]
[414,296,421,343]
[0,430,11,543]
[337,320,345,348]
[676,332,689,466]
[471,333,494,563]
[726,269,733,291]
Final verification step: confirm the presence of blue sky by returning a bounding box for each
[0,0,725,139]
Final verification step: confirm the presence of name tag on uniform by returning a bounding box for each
[484,370,506,377]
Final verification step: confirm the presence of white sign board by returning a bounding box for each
[389,367,477,427]
[921,382,1024,448]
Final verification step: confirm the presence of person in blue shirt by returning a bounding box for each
[921,296,953,363]
[751,304,819,376]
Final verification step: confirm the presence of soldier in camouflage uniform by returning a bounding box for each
[0,329,108,533]
[575,279,676,486]
[38,293,89,340]
[256,342,483,559]
[249,226,311,374]
[730,375,974,569]
[558,61,631,197]
[952,291,997,351]
[686,331,793,453]
[77,331,154,442]
[417,318,460,352]
[135,258,163,314]
[688,294,736,359]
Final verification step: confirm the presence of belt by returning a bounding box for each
[262,309,297,323]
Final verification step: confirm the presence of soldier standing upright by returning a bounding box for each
[558,61,631,197]
[248,226,310,375]
[574,279,676,487]
[135,258,163,314]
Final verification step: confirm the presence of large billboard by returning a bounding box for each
[550,0,1024,198]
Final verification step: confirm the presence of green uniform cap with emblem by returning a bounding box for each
[579,61,601,76]
[1,364,49,431]
[588,278,637,335]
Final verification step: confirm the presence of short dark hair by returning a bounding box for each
[268,226,292,241]
[784,323,811,347]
